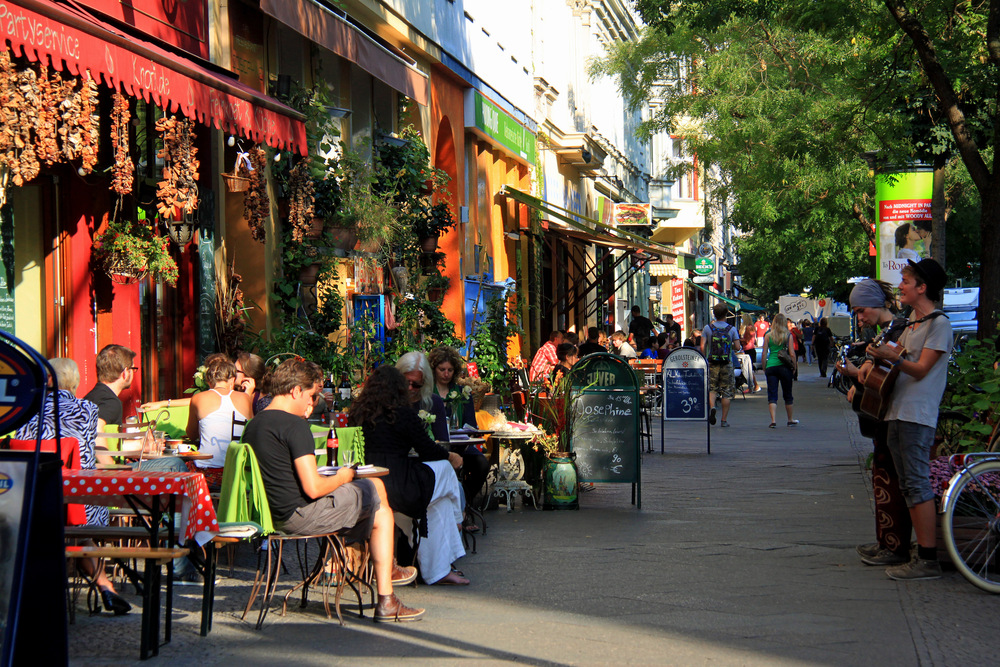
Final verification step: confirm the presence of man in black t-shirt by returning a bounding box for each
[627,305,656,344]
[657,313,682,342]
[83,344,137,430]
[243,358,424,622]
[577,327,606,357]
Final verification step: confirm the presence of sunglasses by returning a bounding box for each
[408,381,423,389]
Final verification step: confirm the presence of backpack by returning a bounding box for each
[708,323,734,364]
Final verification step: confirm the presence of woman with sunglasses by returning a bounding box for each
[355,357,469,586]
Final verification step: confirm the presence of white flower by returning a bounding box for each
[461,385,473,399]
[417,409,436,424]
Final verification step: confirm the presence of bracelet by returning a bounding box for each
[167,398,171,407]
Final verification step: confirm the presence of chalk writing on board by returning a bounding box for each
[570,392,637,482]
[663,364,708,421]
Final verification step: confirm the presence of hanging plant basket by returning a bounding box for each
[102,254,148,285]
[222,171,251,193]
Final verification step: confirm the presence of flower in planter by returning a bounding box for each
[93,215,178,285]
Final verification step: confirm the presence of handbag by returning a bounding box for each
[776,347,795,368]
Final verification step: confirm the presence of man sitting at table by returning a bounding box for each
[84,344,137,432]
[244,358,425,622]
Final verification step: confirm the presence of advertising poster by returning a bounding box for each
[778,295,834,322]
[876,170,933,286]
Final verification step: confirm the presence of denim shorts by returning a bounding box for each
[885,420,935,507]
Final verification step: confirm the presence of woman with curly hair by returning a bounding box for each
[427,345,490,517]
[350,365,469,585]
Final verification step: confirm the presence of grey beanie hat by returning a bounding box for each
[849,279,887,309]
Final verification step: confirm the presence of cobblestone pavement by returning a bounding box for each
[66,370,996,665]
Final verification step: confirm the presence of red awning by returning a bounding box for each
[0,0,307,154]
[260,0,429,106]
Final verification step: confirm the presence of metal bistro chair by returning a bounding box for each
[224,443,370,627]
[631,360,659,453]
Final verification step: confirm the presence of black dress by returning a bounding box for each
[361,405,450,526]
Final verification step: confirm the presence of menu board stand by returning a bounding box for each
[661,347,711,455]
[566,354,641,509]
[0,331,67,666]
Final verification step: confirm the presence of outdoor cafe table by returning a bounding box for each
[62,470,219,658]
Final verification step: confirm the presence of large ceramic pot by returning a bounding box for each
[543,451,578,510]
[419,235,439,253]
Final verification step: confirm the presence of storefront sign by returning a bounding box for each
[876,169,933,286]
[0,0,306,153]
[0,337,44,435]
[693,256,715,275]
[465,89,536,165]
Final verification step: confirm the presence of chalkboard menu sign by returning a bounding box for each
[661,347,711,454]
[0,205,14,334]
[566,354,641,508]
[662,347,708,421]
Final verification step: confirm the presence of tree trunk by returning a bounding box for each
[978,192,1000,339]
[931,159,946,268]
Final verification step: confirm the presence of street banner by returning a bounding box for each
[778,295,833,322]
[876,170,933,286]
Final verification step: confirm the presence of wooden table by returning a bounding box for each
[62,470,219,659]
[96,448,214,462]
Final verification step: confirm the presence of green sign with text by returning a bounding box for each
[465,90,535,165]
[693,257,715,275]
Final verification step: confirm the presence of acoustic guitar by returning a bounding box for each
[859,341,906,420]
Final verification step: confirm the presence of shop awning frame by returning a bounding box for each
[687,280,766,312]
[3,0,308,154]
[499,186,677,259]
[260,0,429,106]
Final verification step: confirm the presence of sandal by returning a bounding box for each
[768,423,776,429]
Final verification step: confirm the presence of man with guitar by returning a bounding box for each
[836,279,911,568]
[860,258,952,581]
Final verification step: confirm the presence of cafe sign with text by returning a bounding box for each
[464,89,535,166]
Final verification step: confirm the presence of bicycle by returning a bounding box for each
[939,451,1000,592]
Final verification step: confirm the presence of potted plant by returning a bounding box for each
[412,201,457,252]
[93,215,178,286]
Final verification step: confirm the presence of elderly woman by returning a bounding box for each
[397,351,449,442]
[351,364,469,586]
[427,347,490,511]
[186,355,253,489]
[15,358,131,615]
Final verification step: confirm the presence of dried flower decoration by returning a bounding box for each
[242,146,270,243]
[288,159,315,242]
[59,73,99,173]
[155,115,199,217]
[35,65,64,166]
[110,90,133,195]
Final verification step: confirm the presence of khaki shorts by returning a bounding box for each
[280,480,379,544]
[708,363,735,399]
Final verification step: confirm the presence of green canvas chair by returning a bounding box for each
[333,427,366,466]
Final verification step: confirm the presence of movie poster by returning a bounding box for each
[876,170,933,286]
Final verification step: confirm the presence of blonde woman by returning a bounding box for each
[763,313,798,428]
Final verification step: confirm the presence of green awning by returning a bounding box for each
[499,185,676,258]
[687,280,765,312]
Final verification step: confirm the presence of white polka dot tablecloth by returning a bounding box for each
[62,470,219,545]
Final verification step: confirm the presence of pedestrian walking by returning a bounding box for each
[763,313,798,428]
[701,303,740,427]
[801,320,814,365]
[813,317,833,377]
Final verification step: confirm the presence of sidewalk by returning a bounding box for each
[67,369,996,665]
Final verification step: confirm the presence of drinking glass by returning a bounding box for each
[340,449,355,468]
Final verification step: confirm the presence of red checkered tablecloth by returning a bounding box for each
[62,470,218,545]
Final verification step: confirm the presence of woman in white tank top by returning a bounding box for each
[186,356,253,487]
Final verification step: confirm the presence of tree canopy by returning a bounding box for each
[593,0,989,318]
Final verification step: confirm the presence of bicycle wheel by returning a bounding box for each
[941,459,1000,593]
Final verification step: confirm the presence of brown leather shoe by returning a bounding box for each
[374,594,425,622]
[391,564,418,586]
